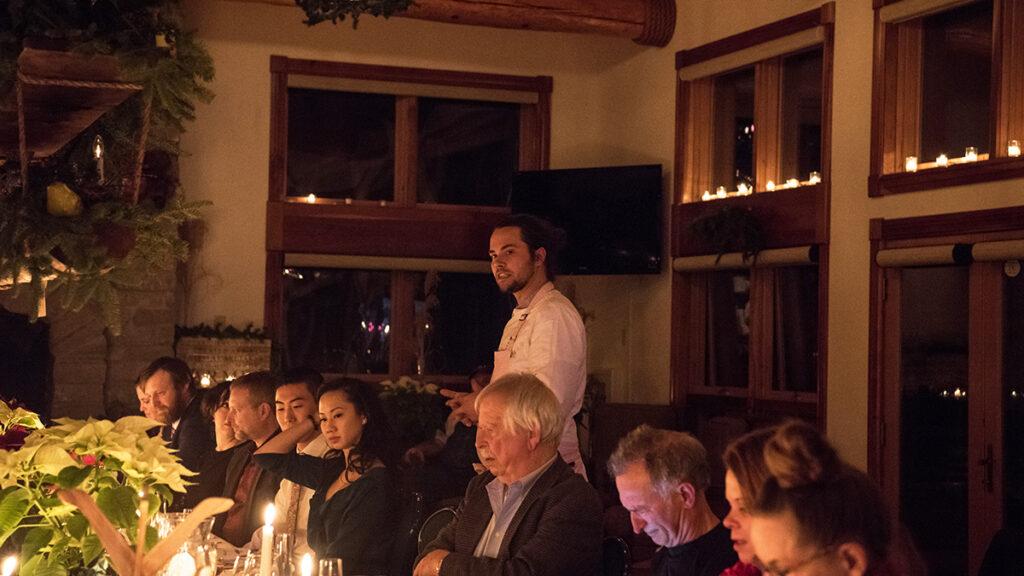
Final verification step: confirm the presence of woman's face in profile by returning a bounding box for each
[723,469,756,564]
[318,390,365,451]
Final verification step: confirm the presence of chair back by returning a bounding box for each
[388,489,424,576]
[417,506,457,554]
[599,536,630,576]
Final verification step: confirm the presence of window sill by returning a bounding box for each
[870,156,1024,197]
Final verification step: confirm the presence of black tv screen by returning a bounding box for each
[508,164,663,275]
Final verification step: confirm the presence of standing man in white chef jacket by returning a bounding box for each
[443,213,588,478]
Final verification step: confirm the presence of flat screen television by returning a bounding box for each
[508,164,663,275]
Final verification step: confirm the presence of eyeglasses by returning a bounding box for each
[762,546,835,576]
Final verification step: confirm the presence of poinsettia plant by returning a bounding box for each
[0,400,191,576]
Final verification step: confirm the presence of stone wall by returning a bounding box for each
[0,266,176,419]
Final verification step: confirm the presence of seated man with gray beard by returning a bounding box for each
[413,373,602,576]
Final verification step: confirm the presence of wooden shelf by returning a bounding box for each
[0,48,142,160]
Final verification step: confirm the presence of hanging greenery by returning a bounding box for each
[0,1,214,334]
[294,0,414,28]
[688,206,766,262]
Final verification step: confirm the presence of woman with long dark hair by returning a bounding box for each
[255,378,397,574]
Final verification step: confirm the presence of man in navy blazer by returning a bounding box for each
[414,373,602,576]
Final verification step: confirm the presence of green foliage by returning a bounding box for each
[175,322,269,342]
[379,377,445,449]
[295,0,414,28]
[0,0,214,333]
[687,206,766,262]
[0,400,190,574]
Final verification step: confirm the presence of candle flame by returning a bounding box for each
[263,504,276,526]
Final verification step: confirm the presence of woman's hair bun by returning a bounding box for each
[764,420,841,489]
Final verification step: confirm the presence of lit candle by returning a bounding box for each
[379,199,387,207]
[93,135,105,183]
[964,147,978,162]
[2,556,17,576]
[260,505,275,576]
[715,186,727,199]
[765,180,776,192]
[1009,140,1022,158]
[300,554,313,576]
[905,156,918,172]
[785,178,799,189]
[701,190,712,202]
[936,153,949,167]
[199,373,212,388]
[737,182,750,196]
[344,197,353,205]
[808,171,821,185]
[305,193,316,204]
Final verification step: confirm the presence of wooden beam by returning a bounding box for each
[231,0,676,47]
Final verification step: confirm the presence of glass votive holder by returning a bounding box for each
[905,156,918,172]
[765,180,776,192]
[1009,140,1022,158]
[964,147,978,162]
[701,190,712,202]
[808,171,821,184]
[936,153,949,167]
[715,186,727,199]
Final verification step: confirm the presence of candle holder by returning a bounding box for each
[737,182,751,196]
[715,186,727,199]
[765,180,776,192]
[700,190,712,202]
[936,153,949,167]
[305,194,316,204]
[904,156,918,172]
[1009,140,1022,158]
[808,171,821,184]
[785,178,799,189]
[964,147,978,162]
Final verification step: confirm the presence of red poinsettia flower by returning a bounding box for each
[0,425,30,451]
[720,561,762,576]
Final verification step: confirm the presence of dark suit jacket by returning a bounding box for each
[212,437,284,546]
[416,457,603,576]
[169,392,216,476]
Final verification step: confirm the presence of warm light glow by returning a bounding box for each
[199,373,212,388]
[344,197,353,205]
[808,171,821,185]
[1009,140,1022,158]
[379,199,387,207]
[765,180,776,192]
[305,194,316,204]
[737,182,751,196]
[965,147,978,162]
[715,186,727,199]
[300,554,313,576]
[263,504,276,527]
[905,156,918,172]
[3,556,17,576]
[701,190,712,201]
[225,374,235,382]
[953,387,966,399]
[936,154,949,167]
[785,178,799,189]
[92,137,104,160]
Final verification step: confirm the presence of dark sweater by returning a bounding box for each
[653,523,738,576]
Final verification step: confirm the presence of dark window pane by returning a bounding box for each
[920,1,993,162]
[287,89,395,201]
[414,271,511,375]
[772,266,819,392]
[713,67,756,191]
[706,271,750,388]
[899,266,969,576]
[1004,265,1024,533]
[780,49,823,184]
[417,98,519,206]
[283,268,391,374]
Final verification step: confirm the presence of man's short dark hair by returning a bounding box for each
[493,213,566,280]
[137,357,194,391]
[230,371,279,409]
[279,367,323,399]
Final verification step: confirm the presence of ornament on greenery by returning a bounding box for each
[46,182,83,216]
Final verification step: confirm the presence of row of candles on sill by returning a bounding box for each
[701,171,822,201]
[302,194,389,207]
[904,140,1022,172]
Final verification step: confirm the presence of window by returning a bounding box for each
[265,57,550,378]
[870,0,1024,195]
[671,5,832,427]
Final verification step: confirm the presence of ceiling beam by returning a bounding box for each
[232,0,676,47]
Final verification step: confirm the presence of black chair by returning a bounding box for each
[979,528,1024,576]
[389,489,424,576]
[599,536,630,576]
[417,506,457,554]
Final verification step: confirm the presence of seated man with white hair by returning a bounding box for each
[413,372,602,576]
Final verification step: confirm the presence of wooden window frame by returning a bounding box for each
[671,6,834,426]
[869,0,1024,196]
[868,205,1024,573]
[264,56,551,379]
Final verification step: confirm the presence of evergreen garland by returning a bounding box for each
[0,1,214,334]
[294,0,414,27]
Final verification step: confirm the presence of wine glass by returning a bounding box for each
[318,558,343,576]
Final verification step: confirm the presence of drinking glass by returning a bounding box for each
[318,558,343,576]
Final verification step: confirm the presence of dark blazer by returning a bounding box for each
[213,438,283,546]
[169,392,216,476]
[416,456,603,576]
